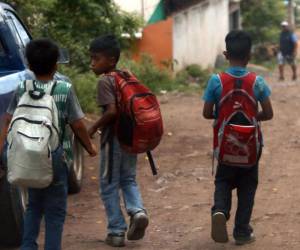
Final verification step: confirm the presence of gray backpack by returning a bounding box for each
[7,80,60,188]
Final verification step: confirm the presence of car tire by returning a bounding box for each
[68,135,85,194]
[0,171,26,247]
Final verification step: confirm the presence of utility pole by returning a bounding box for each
[288,0,295,28]
[141,0,145,20]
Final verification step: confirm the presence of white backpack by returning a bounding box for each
[7,80,60,188]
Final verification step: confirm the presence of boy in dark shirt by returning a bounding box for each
[88,35,148,247]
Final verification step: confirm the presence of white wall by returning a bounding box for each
[173,0,229,71]
[114,0,160,21]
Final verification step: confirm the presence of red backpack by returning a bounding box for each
[107,70,163,154]
[213,72,262,167]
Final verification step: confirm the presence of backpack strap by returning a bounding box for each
[49,81,57,96]
[218,72,257,108]
[24,80,36,92]
[43,81,57,95]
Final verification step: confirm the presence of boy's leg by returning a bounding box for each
[212,164,236,218]
[211,164,236,243]
[120,151,144,215]
[277,52,285,80]
[292,64,297,80]
[100,137,127,235]
[21,189,43,250]
[44,147,68,250]
[233,164,258,240]
[119,147,148,241]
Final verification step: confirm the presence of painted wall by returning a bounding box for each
[172,0,229,71]
[132,17,173,67]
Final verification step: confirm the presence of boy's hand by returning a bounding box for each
[88,143,97,157]
[88,125,98,138]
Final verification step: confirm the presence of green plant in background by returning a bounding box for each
[60,66,98,113]
[241,0,285,65]
[119,54,179,93]
[241,0,285,45]
[7,0,142,72]
[175,64,211,88]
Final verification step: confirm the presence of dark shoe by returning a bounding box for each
[211,212,228,243]
[235,233,256,245]
[279,76,284,81]
[127,211,149,241]
[293,75,297,81]
[105,233,125,247]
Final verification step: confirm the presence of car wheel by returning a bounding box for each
[68,135,85,194]
[0,171,26,247]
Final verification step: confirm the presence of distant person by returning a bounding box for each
[278,21,298,80]
[88,35,149,247]
[0,38,97,250]
[203,31,273,245]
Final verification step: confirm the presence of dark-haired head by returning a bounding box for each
[25,38,59,76]
[224,30,252,65]
[89,35,120,75]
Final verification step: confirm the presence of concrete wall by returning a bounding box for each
[172,0,229,71]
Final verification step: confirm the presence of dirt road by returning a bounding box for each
[34,68,300,249]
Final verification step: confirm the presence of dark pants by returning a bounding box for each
[211,163,258,238]
[21,147,68,250]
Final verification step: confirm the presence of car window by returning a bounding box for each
[5,10,30,47]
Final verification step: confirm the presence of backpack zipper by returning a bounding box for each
[9,117,53,137]
[17,131,44,142]
[17,104,52,112]
[129,93,155,120]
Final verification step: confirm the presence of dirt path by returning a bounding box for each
[33,67,300,250]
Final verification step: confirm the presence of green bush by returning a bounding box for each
[175,64,211,87]
[186,64,204,78]
[60,66,98,113]
[119,54,178,92]
[60,56,211,113]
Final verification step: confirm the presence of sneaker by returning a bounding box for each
[235,233,256,245]
[105,233,125,247]
[127,211,149,241]
[211,212,228,243]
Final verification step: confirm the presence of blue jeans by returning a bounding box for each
[21,146,68,250]
[212,164,258,238]
[100,137,145,234]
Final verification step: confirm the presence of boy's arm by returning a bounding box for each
[88,103,117,137]
[257,97,273,121]
[0,113,12,156]
[70,118,97,156]
[292,33,298,57]
[203,101,215,119]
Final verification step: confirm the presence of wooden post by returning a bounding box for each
[288,0,295,28]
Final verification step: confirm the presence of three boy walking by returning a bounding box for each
[0,30,274,249]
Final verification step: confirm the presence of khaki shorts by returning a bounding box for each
[277,52,296,65]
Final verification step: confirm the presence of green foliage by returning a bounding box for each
[175,64,210,88]
[119,54,178,92]
[59,66,98,113]
[6,0,142,71]
[241,0,286,44]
